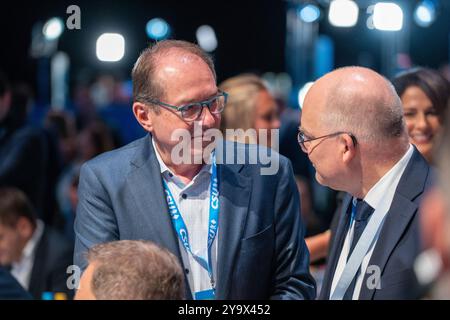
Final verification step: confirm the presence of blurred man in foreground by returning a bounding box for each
[75,240,185,300]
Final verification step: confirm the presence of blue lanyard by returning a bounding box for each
[162,154,219,292]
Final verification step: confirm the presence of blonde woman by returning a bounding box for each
[219,74,280,148]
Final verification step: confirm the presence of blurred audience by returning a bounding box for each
[392,67,450,163]
[0,187,73,299]
[0,73,52,222]
[44,110,78,169]
[75,240,185,300]
[56,119,116,241]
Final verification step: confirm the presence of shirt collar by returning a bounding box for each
[16,219,44,264]
[361,143,414,210]
[151,138,212,177]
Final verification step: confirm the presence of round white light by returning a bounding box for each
[373,2,404,31]
[298,82,314,109]
[196,25,218,52]
[96,33,125,62]
[414,1,436,27]
[299,4,321,23]
[328,0,359,27]
[43,17,64,40]
[146,18,170,40]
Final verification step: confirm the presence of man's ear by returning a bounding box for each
[132,102,154,132]
[341,134,357,164]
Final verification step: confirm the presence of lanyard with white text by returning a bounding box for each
[162,154,219,294]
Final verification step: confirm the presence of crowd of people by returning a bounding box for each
[1,39,450,300]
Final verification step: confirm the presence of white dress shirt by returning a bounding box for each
[330,144,414,299]
[11,219,44,290]
[152,139,218,297]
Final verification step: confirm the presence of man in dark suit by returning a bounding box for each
[74,40,315,300]
[0,266,31,299]
[299,66,432,300]
[0,187,73,299]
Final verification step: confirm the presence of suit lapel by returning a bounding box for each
[320,194,352,299]
[359,148,430,300]
[215,163,252,299]
[126,135,191,297]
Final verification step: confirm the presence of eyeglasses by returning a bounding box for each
[143,91,228,122]
[297,130,357,153]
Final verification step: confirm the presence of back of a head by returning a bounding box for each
[87,240,185,300]
[219,74,268,140]
[392,67,450,121]
[316,66,407,147]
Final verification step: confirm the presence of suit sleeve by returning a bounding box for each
[270,157,316,300]
[74,162,119,272]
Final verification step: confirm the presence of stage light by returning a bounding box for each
[298,82,314,109]
[414,0,436,27]
[373,2,403,31]
[196,25,218,52]
[328,0,359,27]
[299,4,321,23]
[146,18,170,40]
[96,33,125,62]
[43,17,64,40]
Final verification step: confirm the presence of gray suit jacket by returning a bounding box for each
[74,134,316,300]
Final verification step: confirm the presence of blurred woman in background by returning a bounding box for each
[219,74,280,148]
[393,67,450,163]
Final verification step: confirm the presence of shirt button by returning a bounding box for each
[185,268,189,274]
[181,193,187,199]
[168,173,173,177]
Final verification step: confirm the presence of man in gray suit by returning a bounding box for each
[74,40,315,300]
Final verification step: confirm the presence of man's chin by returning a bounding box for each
[315,172,329,187]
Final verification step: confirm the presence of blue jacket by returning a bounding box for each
[0,267,32,300]
[74,135,316,300]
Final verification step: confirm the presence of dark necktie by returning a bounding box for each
[343,199,374,300]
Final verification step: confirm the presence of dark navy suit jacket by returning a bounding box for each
[320,147,433,300]
[74,135,316,300]
[0,267,32,300]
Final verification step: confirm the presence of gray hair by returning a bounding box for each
[87,240,185,300]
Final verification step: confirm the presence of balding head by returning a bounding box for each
[132,40,216,107]
[300,67,410,197]
[304,66,407,145]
